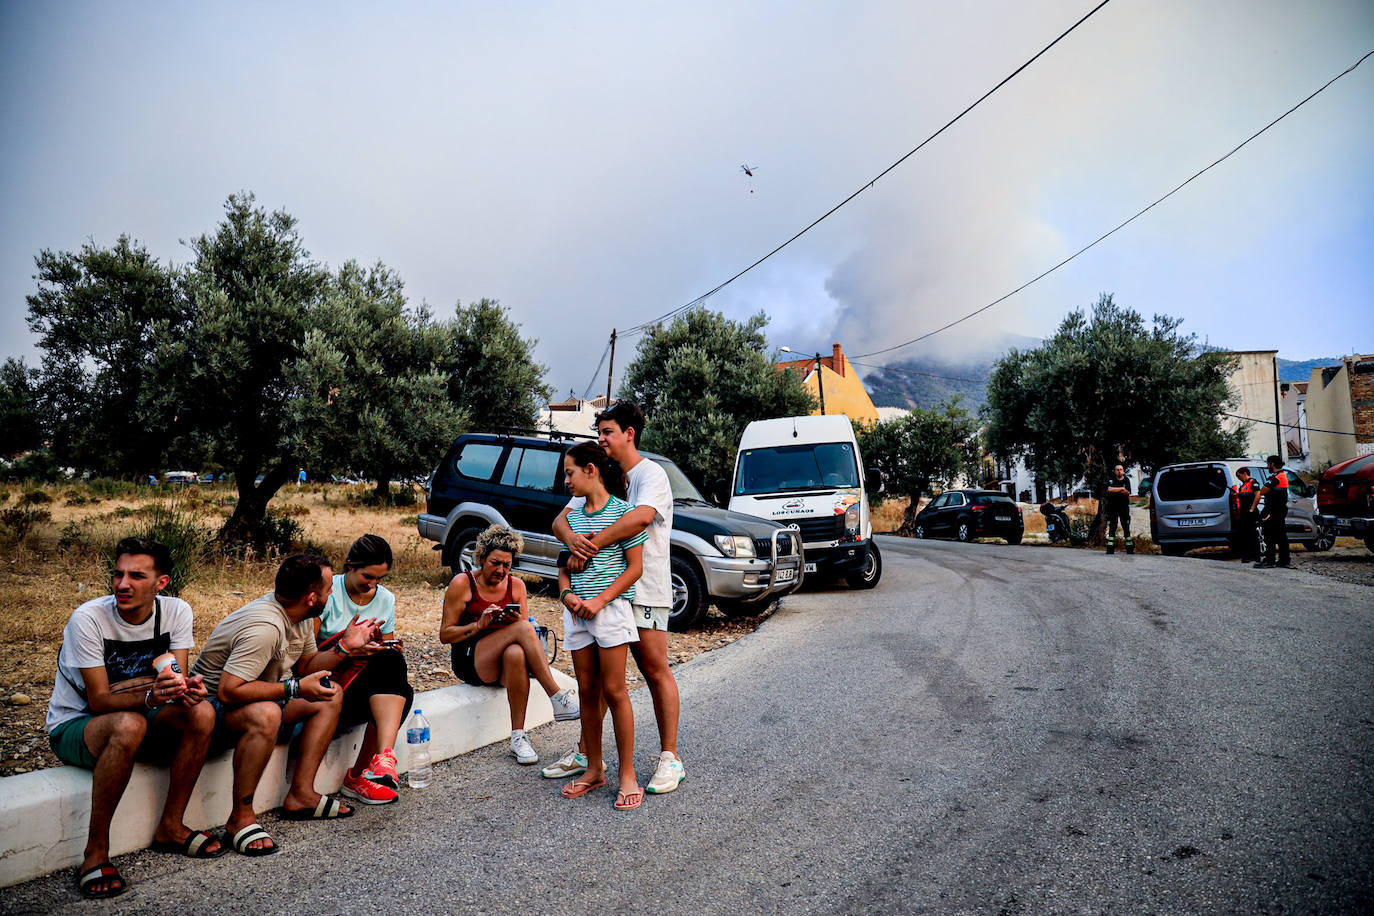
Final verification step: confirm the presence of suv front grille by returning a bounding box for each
[794,516,843,543]
[754,534,799,557]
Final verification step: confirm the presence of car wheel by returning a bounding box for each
[845,542,882,589]
[1005,532,1023,545]
[447,526,484,578]
[956,520,972,543]
[1364,532,1374,555]
[914,524,925,539]
[668,555,707,632]
[1305,525,1335,552]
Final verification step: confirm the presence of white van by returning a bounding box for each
[728,415,882,589]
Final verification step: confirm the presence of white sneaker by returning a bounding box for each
[540,749,587,779]
[549,688,580,721]
[645,751,685,794]
[510,733,538,765]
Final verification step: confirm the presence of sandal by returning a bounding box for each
[76,861,127,900]
[278,794,355,820]
[560,776,606,799]
[614,786,644,811]
[150,830,227,859]
[230,823,279,857]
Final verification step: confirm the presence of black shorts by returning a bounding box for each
[339,649,415,729]
[451,637,500,687]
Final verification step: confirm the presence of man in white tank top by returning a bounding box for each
[553,401,686,795]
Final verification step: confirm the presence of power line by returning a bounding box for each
[579,335,613,400]
[853,48,1374,360]
[618,0,1116,338]
[1221,410,1361,438]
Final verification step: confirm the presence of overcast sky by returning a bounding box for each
[2,0,1371,397]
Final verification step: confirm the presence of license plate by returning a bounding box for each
[775,567,796,582]
[804,563,817,573]
[995,515,1011,522]
[1176,518,1208,527]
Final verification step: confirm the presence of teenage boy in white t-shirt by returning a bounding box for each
[552,401,686,794]
[48,538,221,899]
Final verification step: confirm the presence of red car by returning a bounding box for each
[1317,454,1374,553]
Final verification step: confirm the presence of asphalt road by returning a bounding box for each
[4,536,1371,914]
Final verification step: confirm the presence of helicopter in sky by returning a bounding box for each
[739,164,758,177]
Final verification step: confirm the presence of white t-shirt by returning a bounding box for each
[47,595,195,732]
[567,456,673,607]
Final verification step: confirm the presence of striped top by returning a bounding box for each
[566,495,649,602]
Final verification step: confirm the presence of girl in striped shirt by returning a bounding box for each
[557,441,646,810]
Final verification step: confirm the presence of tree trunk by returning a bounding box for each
[217,463,292,545]
[373,474,392,504]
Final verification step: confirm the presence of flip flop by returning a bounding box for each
[230,822,278,857]
[614,786,644,811]
[76,861,126,900]
[560,776,606,799]
[150,830,228,859]
[278,794,355,820]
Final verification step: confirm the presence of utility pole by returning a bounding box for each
[815,352,826,415]
[1272,354,1283,458]
[605,329,617,404]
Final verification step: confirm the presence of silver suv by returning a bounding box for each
[1149,460,1333,556]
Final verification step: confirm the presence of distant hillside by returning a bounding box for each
[861,332,1038,412]
[1277,357,1338,382]
[865,349,1339,412]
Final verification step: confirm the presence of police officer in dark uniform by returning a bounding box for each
[1250,455,1290,568]
[1104,463,1133,555]
[1232,467,1260,562]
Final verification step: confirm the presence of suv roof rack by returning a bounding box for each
[488,427,597,442]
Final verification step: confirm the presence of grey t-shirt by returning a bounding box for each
[47,595,195,732]
[191,593,316,699]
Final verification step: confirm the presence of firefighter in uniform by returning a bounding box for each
[1232,467,1260,563]
[1104,463,1134,555]
[1250,455,1290,568]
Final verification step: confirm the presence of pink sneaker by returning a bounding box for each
[364,748,399,791]
[340,771,397,805]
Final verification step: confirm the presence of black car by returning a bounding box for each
[912,489,1024,544]
[417,431,804,631]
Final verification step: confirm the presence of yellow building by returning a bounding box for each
[777,343,879,425]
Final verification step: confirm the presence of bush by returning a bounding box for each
[87,478,142,498]
[114,500,213,596]
[21,488,52,505]
[0,449,62,482]
[58,521,95,556]
[219,508,321,560]
[1,505,53,544]
[1068,512,1092,546]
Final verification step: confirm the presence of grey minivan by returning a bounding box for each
[1149,460,1333,556]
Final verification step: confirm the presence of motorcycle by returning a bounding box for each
[1041,502,1073,544]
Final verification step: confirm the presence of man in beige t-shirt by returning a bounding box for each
[191,555,379,856]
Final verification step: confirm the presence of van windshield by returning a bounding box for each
[1156,466,1228,502]
[734,442,859,496]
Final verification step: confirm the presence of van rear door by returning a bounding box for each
[1154,464,1231,537]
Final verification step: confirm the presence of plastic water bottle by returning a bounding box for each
[406,709,432,789]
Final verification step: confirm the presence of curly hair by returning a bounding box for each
[475,524,524,564]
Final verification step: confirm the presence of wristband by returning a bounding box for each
[559,588,574,602]
[145,688,157,709]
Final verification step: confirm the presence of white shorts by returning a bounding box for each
[632,604,670,631]
[564,597,640,651]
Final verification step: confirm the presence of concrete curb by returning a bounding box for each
[0,672,573,888]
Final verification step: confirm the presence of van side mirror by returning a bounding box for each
[866,467,884,494]
[711,478,729,507]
